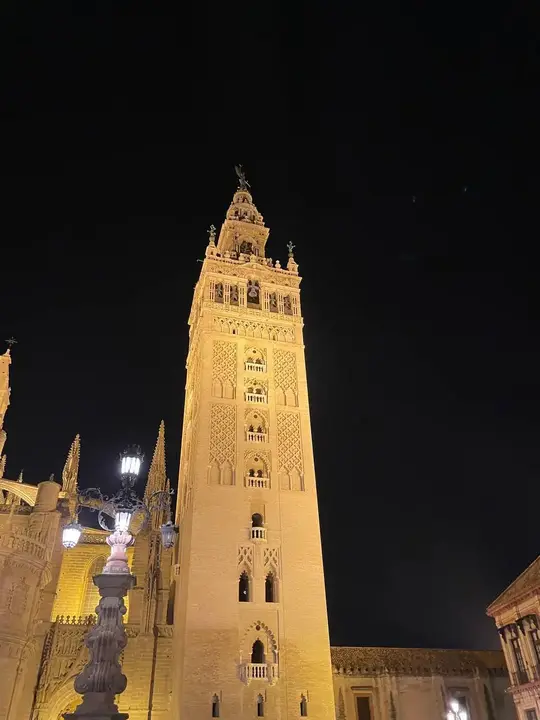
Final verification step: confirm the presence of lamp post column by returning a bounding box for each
[63,511,136,717]
[63,531,136,720]
[61,445,177,720]
[63,572,135,720]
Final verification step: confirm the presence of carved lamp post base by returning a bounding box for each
[63,573,135,720]
[63,708,128,720]
[62,692,129,720]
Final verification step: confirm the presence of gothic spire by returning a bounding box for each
[0,344,12,458]
[144,420,167,502]
[62,434,80,495]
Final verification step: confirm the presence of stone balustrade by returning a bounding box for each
[246,431,266,443]
[241,662,278,683]
[245,476,270,489]
[245,393,266,404]
[245,362,266,373]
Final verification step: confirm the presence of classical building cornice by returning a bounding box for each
[487,555,540,617]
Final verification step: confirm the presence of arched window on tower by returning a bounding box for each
[251,513,266,540]
[212,695,220,718]
[257,695,265,717]
[265,572,276,603]
[251,639,265,664]
[300,695,308,717]
[239,571,250,602]
[247,280,260,306]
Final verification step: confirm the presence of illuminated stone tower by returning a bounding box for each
[0,347,11,470]
[172,172,335,720]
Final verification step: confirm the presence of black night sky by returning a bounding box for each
[2,0,540,651]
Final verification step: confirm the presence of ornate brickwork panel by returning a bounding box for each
[263,547,280,573]
[238,546,253,571]
[276,412,303,472]
[212,341,237,385]
[213,317,295,343]
[274,350,298,393]
[209,404,236,465]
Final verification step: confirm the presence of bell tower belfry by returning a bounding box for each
[172,171,335,720]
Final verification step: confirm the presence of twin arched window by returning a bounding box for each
[239,568,276,602]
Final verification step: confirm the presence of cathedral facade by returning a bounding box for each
[0,179,517,720]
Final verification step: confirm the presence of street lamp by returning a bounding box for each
[447,699,468,720]
[62,444,178,557]
[61,444,178,720]
[61,520,83,549]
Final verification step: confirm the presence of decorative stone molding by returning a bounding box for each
[80,533,108,545]
[156,625,173,638]
[330,646,507,677]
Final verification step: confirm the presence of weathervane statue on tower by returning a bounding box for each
[234,164,250,191]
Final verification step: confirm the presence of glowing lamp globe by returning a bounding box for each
[115,510,133,532]
[120,453,142,477]
[160,520,178,549]
[62,521,83,549]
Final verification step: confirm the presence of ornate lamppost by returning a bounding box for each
[447,699,468,720]
[61,446,177,720]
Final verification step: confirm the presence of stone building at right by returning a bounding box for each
[331,646,514,720]
[488,558,540,720]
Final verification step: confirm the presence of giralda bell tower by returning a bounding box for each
[172,169,335,720]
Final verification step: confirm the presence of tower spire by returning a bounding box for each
[0,344,12,459]
[62,434,80,495]
[144,420,167,502]
[213,167,270,258]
